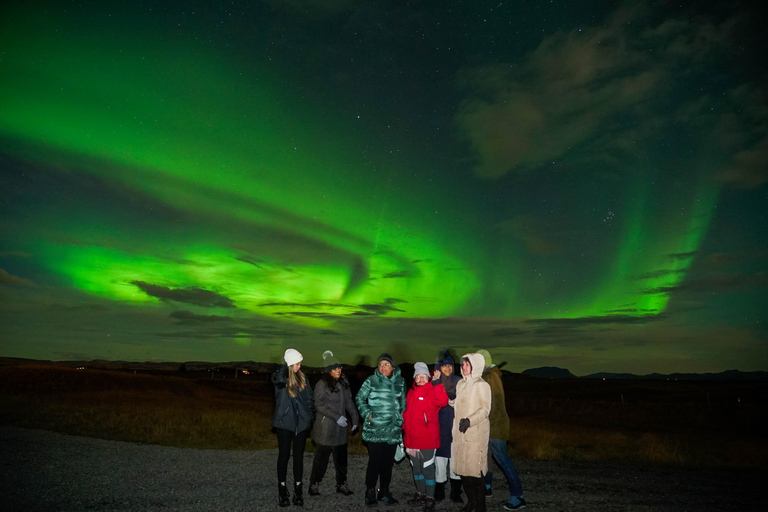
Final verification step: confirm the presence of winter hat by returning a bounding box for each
[476,349,493,368]
[323,350,342,372]
[413,361,430,378]
[378,353,395,366]
[434,349,455,370]
[284,348,303,366]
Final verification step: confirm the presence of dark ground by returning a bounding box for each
[1,426,765,512]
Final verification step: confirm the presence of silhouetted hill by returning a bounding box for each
[585,370,768,381]
[522,366,577,378]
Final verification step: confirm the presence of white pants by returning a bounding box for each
[435,456,458,483]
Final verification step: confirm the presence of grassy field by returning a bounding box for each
[1,364,766,469]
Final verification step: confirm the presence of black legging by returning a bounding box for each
[276,428,309,484]
[309,443,349,485]
[365,442,397,493]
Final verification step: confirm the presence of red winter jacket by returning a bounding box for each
[402,381,449,450]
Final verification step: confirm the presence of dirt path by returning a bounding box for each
[1,427,763,511]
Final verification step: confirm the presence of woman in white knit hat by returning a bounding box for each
[272,348,315,507]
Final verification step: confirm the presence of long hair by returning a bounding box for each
[322,370,348,393]
[287,365,306,397]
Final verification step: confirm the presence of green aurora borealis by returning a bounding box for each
[1,1,767,374]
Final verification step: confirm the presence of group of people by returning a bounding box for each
[271,347,526,512]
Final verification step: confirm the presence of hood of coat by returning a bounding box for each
[461,353,486,380]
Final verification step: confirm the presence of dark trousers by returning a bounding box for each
[365,442,397,493]
[461,475,486,512]
[309,443,349,485]
[276,428,308,484]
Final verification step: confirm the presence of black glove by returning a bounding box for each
[458,418,470,433]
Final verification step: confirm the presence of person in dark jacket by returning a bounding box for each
[355,352,406,506]
[402,362,449,512]
[433,349,463,503]
[476,349,526,511]
[308,350,360,497]
[272,348,315,507]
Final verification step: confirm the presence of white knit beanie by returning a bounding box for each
[284,348,303,366]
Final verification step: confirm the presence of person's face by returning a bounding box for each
[440,364,454,377]
[330,367,342,379]
[461,359,472,376]
[378,360,393,377]
[290,362,301,373]
[414,374,429,386]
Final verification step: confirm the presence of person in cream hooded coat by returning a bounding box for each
[451,352,491,512]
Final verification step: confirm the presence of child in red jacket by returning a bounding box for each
[402,362,449,511]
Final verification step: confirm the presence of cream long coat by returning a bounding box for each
[451,353,492,477]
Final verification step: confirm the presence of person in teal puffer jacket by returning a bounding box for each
[355,353,406,507]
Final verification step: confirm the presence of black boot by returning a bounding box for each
[378,489,399,506]
[336,481,354,496]
[278,483,291,507]
[450,478,464,504]
[434,482,446,502]
[365,487,378,506]
[293,482,304,506]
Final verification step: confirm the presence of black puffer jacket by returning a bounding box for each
[311,373,359,446]
[271,365,315,433]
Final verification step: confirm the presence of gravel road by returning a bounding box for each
[1,426,764,512]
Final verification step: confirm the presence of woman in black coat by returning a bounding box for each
[308,350,360,497]
[272,348,315,507]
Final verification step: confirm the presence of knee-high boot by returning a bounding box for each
[450,478,464,504]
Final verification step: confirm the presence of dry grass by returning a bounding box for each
[508,417,768,469]
[0,365,276,450]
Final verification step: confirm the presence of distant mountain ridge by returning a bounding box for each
[522,366,577,378]
[1,357,766,381]
[584,369,768,381]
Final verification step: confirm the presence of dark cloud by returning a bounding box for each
[274,311,337,318]
[0,268,34,287]
[157,325,303,339]
[454,3,760,179]
[132,281,236,308]
[490,327,525,337]
[260,301,343,308]
[640,272,768,295]
[528,314,666,330]
[667,252,698,261]
[605,308,659,314]
[47,303,110,312]
[359,303,404,315]
[718,135,768,189]
[169,310,232,323]
[635,268,687,280]
[234,255,265,268]
[383,270,414,279]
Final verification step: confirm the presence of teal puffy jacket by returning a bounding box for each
[355,365,406,444]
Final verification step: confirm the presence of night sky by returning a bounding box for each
[1,0,767,375]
